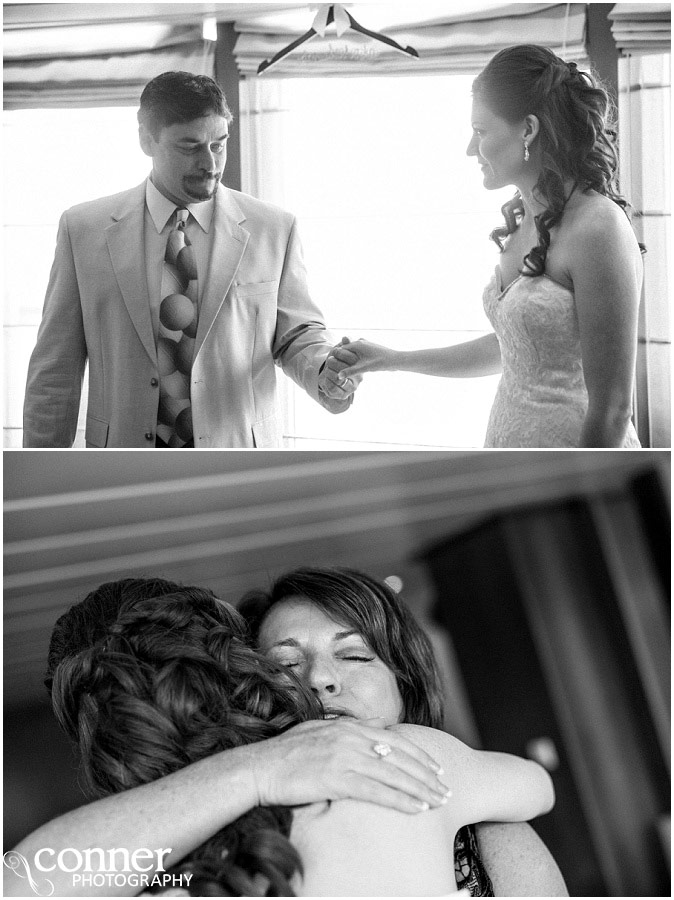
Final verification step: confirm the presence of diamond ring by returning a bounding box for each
[373,742,392,758]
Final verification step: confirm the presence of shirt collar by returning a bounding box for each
[145,176,215,234]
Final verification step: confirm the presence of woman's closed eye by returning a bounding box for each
[337,643,376,662]
[272,652,304,669]
[280,654,373,666]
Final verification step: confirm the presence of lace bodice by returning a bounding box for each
[482,270,640,448]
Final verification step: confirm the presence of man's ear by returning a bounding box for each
[138,123,155,158]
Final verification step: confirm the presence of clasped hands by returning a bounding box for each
[318,336,386,402]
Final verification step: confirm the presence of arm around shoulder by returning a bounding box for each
[394,726,554,826]
[4,745,260,897]
[458,746,555,824]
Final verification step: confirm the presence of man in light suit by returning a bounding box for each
[23,71,356,448]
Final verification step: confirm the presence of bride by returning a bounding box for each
[36,576,554,896]
[328,45,643,449]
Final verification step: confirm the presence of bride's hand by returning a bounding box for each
[330,338,399,378]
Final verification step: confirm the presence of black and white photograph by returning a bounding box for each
[3,450,671,896]
[2,2,672,899]
[3,2,670,449]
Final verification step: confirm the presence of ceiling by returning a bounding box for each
[0,2,519,62]
[3,3,509,31]
[4,450,667,708]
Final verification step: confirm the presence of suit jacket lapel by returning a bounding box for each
[105,182,156,365]
[195,187,249,359]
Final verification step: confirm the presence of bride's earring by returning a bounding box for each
[523,141,530,162]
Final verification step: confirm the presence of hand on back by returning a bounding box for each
[250,718,450,813]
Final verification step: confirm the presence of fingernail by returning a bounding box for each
[415,801,430,811]
[429,763,444,775]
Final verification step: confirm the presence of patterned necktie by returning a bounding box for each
[156,208,198,447]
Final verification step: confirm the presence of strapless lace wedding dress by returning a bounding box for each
[482,270,641,448]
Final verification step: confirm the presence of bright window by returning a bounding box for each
[3,106,149,447]
[618,52,671,447]
[5,82,512,449]
[241,74,511,449]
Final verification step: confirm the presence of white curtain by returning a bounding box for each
[234,3,589,78]
[3,22,215,108]
[609,7,671,446]
[609,3,672,54]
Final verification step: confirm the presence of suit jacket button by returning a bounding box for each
[150,377,159,387]
[145,432,154,441]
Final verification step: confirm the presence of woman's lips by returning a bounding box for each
[323,708,354,719]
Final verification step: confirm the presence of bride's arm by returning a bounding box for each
[458,746,554,823]
[392,725,554,826]
[328,333,501,380]
[570,203,642,448]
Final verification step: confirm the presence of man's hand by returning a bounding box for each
[318,336,363,402]
[249,718,451,814]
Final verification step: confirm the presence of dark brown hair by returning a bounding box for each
[46,577,322,895]
[138,71,233,138]
[472,44,642,274]
[239,567,445,729]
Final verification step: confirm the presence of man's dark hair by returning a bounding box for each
[138,71,233,138]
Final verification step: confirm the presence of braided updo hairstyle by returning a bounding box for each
[45,577,322,895]
[472,44,641,275]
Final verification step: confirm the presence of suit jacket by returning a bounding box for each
[23,181,344,447]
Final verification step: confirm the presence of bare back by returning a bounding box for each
[290,726,464,896]
[290,724,552,897]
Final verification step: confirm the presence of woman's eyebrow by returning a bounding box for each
[268,637,301,649]
[333,630,363,642]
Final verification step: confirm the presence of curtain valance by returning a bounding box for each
[233,3,588,78]
[3,22,214,109]
[609,3,671,54]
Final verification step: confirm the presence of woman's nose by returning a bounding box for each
[307,658,341,696]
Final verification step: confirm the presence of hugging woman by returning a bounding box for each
[6,570,566,896]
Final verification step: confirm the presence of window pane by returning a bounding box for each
[242,74,512,449]
[3,107,148,446]
[618,53,671,447]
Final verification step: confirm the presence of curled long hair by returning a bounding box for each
[239,567,445,729]
[45,577,322,896]
[472,44,641,274]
